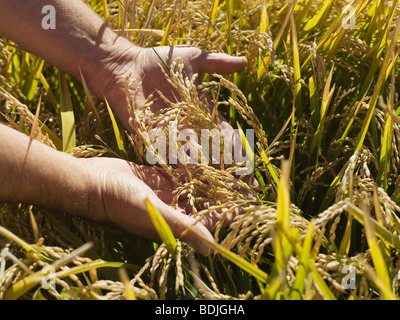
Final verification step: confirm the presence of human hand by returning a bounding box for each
[100,45,247,127]
[94,45,250,171]
[0,123,232,256]
[81,156,237,255]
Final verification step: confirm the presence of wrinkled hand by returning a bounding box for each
[104,45,247,128]
[133,46,247,113]
[82,156,240,255]
[101,46,248,170]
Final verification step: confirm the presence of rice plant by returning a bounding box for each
[1,0,400,300]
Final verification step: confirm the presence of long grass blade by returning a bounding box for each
[59,71,76,152]
[303,0,332,32]
[338,215,352,256]
[119,268,137,300]
[209,0,220,35]
[360,201,393,299]
[236,122,267,197]
[259,0,268,33]
[346,202,400,250]
[102,0,109,23]
[0,225,35,253]
[39,73,59,111]
[310,264,336,300]
[105,98,127,159]
[26,58,45,103]
[290,14,302,116]
[273,160,292,278]
[160,0,182,46]
[309,66,335,167]
[378,69,395,189]
[78,66,103,130]
[144,198,177,256]
[290,219,315,299]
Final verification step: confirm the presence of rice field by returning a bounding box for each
[1,0,400,300]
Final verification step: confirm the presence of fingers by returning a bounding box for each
[196,51,247,75]
[147,46,247,76]
[167,209,215,256]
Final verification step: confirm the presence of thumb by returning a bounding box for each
[197,51,247,75]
